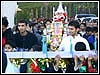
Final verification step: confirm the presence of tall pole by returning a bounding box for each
[36,8,38,18]
[53,6,55,17]
[41,7,42,18]
[65,6,68,23]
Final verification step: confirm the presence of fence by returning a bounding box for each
[5,51,97,58]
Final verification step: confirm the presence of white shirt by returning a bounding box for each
[5,57,20,73]
[58,35,90,52]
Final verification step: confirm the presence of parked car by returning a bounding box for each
[74,14,96,22]
[82,17,98,23]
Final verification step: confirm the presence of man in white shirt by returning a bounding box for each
[57,20,90,72]
[58,20,90,52]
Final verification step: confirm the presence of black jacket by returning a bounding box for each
[13,31,38,50]
[2,28,13,43]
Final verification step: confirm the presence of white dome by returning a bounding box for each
[55,2,65,14]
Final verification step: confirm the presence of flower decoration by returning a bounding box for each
[30,58,41,73]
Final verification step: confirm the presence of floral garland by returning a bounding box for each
[30,58,41,73]
[11,58,69,73]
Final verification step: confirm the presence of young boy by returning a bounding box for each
[4,41,15,52]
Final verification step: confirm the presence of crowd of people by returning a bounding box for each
[2,16,98,73]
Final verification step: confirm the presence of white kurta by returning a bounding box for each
[5,57,20,73]
[58,35,90,52]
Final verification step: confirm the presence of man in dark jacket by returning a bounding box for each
[13,20,38,51]
[13,20,39,73]
[2,17,14,48]
[2,17,13,73]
